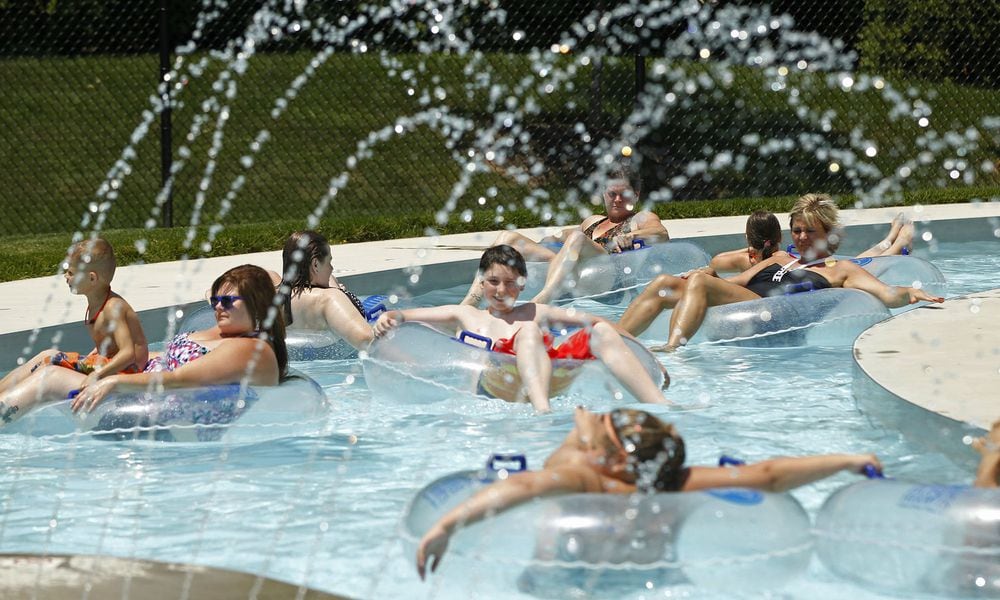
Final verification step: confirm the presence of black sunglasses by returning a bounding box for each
[209,295,243,310]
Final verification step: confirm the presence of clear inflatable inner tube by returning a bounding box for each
[815,480,1000,597]
[521,241,711,305]
[7,369,330,442]
[362,322,665,406]
[639,288,892,348]
[177,295,387,360]
[399,454,812,594]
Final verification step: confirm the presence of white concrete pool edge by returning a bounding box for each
[1,200,998,431]
[2,201,997,334]
[852,289,1000,432]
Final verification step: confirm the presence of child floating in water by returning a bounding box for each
[373,245,671,413]
[0,238,148,425]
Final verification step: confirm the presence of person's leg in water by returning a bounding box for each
[972,420,1000,488]
[661,272,760,350]
[531,230,605,305]
[858,212,914,258]
[618,274,690,336]
[460,231,558,306]
[509,322,554,413]
[587,322,672,403]
[0,365,84,426]
[0,350,60,395]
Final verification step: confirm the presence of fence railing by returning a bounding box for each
[1,0,997,237]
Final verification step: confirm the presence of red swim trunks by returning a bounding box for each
[492,328,595,360]
[42,352,140,375]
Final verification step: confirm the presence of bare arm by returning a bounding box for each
[72,337,278,411]
[628,212,670,242]
[320,291,375,350]
[372,305,470,338]
[607,212,670,252]
[90,299,145,380]
[710,248,752,273]
[684,454,881,493]
[416,466,603,579]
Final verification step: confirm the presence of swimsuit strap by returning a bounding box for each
[336,284,366,317]
[771,257,830,282]
[770,259,801,282]
[581,216,609,239]
[85,291,114,325]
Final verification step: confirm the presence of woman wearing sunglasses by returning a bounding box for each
[277,230,374,351]
[71,264,287,412]
[415,406,881,579]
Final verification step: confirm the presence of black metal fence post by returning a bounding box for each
[158,0,173,228]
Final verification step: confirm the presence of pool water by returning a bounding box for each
[0,240,997,599]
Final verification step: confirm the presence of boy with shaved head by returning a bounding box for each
[0,238,148,425]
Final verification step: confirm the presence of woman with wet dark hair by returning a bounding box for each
[415,406,881,579]
[279,230,374,351]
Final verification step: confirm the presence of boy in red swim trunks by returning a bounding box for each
[373,245,671,412]
[0,238,149,425]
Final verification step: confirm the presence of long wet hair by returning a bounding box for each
[606,409,687,493]
[280,230,331,326]
[789,193,842,252]
[212,264,288,379]
[746,211,782,262]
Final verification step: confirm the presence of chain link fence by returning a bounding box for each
[1,0,997,237]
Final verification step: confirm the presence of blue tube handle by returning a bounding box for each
[67,389,80,399]
[718,455,746,466]
[458,330,493,351]
[487,453,527,473]
[364,303,387,322]
[631,238,647,250]
[862,464,885,479]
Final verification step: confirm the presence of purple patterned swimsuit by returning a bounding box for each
[144,332,209,372]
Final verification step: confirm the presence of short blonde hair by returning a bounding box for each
[69,238,116,280]
[789,193,841,252]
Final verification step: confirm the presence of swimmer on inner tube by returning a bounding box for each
[415,406,882,579]
[374,245,671,413]
[460,162,670,306]
[618,194,943,349]
[71,264,287,412]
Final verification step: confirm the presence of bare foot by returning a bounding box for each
[649,343,678,353]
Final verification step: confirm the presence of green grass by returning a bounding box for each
[1,50,997,281]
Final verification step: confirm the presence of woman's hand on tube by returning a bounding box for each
[71,375,120,413]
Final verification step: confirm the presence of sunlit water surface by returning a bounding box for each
[0,240,997,599]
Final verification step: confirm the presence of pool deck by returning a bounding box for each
[1,200,998,429]
[853,288,1000,431]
